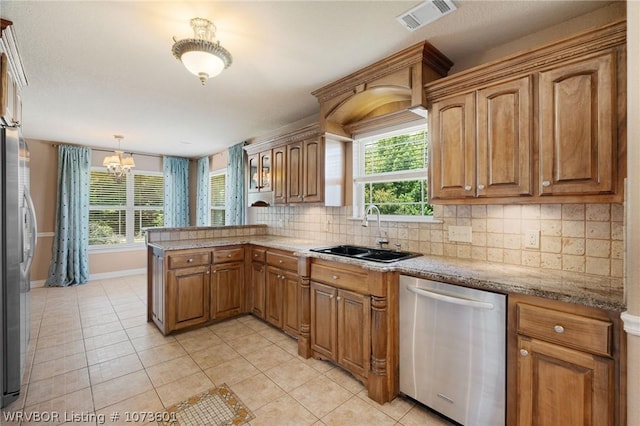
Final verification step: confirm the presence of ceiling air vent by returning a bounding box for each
[397,0,457,32]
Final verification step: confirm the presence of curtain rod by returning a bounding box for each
[50,143,164,159]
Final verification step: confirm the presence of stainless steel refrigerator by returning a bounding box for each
[1,126,36,407]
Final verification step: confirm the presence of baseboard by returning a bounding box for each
[30,268,146,289]
[30,280,46,288]
[89,268,146,281]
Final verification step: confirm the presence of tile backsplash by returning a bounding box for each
[252,203,624,278]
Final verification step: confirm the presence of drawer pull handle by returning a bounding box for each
[336,296,341,301]
[332,275,338,280]
[554,325,565,334]
[464,185,472,191]
[520,349,529,357]
[329,294,334,299]
[254,254,259,258]
[478,184,485,190]
[542,180,551,187]
[227,254,232,258]
[279,260,284,264]
[187,258,193,263]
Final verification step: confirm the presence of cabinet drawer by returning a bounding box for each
[168,252,211,269]
[311,263,368,294]
[266,251,298,271]
[251,248,266,263]
[517,303,612,356]
[213,247,244,263]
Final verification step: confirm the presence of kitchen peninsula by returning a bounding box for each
[146,225,626,421]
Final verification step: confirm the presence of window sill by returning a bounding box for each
[88,243,146,254]
[348,215,443,224]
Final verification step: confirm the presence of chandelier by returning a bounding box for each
[171,18,233,85]
[103,135,135,183]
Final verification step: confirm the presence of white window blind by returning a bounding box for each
[210,172,226,226]
[133,173,164,242]
[89,169,163,246]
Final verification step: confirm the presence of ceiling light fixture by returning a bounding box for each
[172,17,233,85]
[103,135,135,183]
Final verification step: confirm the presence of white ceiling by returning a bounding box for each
[3,1,614,157]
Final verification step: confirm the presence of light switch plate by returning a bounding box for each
[448,225,472,243]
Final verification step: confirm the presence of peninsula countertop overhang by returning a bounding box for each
[147,236,625,312]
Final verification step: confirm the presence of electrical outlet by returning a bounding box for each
[525,230,540,249]
[324,217,332,232]
[448,226,472,243]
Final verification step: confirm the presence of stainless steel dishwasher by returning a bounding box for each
[399,275,506,425]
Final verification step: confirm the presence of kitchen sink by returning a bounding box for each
[310,245,419,263]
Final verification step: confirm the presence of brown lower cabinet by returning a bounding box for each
[310,282,370,380]
[167,265,210,331]
[210,260,244,320]
[264,249,300,335]
[509,294,625,426]
[149,243,626,413]
[250,261,266,319]
[148,246,246,335]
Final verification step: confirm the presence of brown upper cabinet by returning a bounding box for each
[287,137,324,204]
[248,150,272,193]
[538,53,616,196]
[1,20,26,128]
[426,20,626,205]
[245,124,344,206]
[430,76,533,200]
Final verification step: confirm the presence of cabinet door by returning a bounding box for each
[287,141,304,203]
[251,261,266,319]
[210,262,244,320]
[167,266,210,331]
[477,77,532,197]
[310,282,337,361]
[337,289,370,378]
[248,153,260,193]
[539,53,616,195]
[517,336,614,426]
[282,270,300,335]
[302,137,324,203]
[260,150,272,192]
[265,267,284,328]
[429,92,476,199]
[273,146,287,204]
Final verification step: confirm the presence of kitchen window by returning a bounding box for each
[89,170,164,246]
[210,170,226,226]
[353,125,433,220]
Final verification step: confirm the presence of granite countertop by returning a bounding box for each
[148,236,625,312]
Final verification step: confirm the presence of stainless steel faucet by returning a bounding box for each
[362,204,389,248]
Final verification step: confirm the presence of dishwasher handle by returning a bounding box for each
[406,285,495,310]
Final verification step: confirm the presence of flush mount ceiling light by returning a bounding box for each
[172,17,233,85]
[103,135,135,183]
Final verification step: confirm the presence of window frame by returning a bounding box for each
[210,168,226,226]
[88,168,163,251]
[352,124,436,223]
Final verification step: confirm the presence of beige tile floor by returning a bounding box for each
[1,274,453,426]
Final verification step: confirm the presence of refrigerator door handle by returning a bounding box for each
[23,189,38,273]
